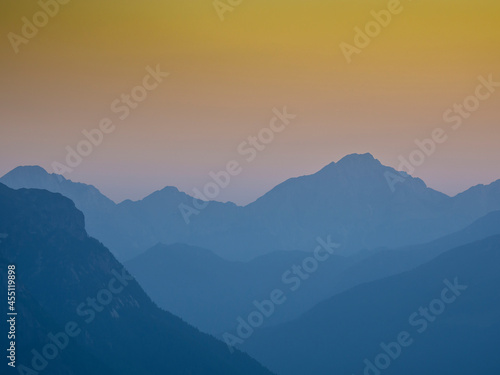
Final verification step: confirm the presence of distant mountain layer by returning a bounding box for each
[243,235,500,375]
[0,183,274,375]
[2,154,500,261]
[125,210,500,335]
[125,243,353,334]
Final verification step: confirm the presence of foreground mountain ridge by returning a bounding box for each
[0,183,274,375]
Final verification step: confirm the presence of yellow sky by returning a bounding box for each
[1,0,499,203]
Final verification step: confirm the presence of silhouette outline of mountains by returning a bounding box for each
[124,210,500,335]
[2,153,500,261]
[242,235,500,375]
[0,183,275,375]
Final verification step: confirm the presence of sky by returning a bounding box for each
[1,0,499,204]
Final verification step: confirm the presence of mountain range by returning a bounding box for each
[2,153,500,375]
[242,235,500,375]
[2,153,500,262]
[124,210,500,335]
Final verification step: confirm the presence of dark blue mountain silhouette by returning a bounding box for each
[0,183,274,375]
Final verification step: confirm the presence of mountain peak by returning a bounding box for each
[337,152,379,164]
[142,186,185,202]
[0,165,117,216]
[0,182,86,240]
[1,165,67,188]
[318,153,381,174]
[4,165,51,178]
[160,186,181,194]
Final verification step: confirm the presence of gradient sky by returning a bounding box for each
[1,0,499,204]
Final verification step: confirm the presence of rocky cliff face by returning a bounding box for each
[0,183,274,375]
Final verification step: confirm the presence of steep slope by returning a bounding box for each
[452,179,500,222]
[0,258,116,375]
[243,236,500,375]
[0,183,274,375]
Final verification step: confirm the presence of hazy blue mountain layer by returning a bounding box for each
[243,236,500,375]
[2,154,500,261]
